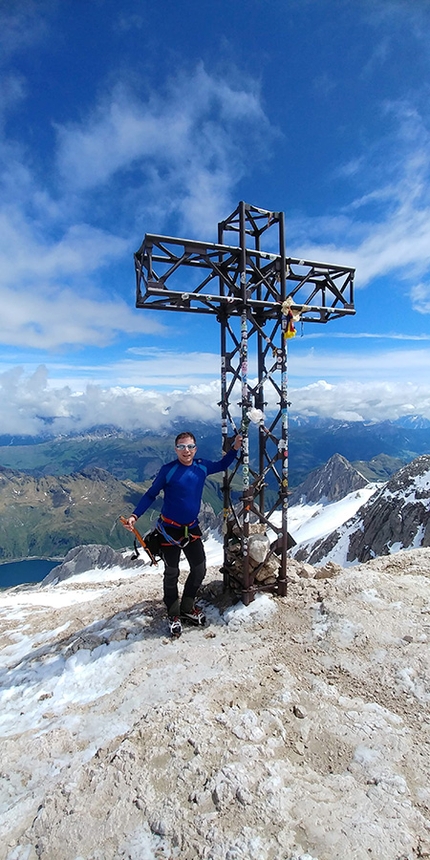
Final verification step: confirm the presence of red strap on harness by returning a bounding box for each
[160,514,197,528]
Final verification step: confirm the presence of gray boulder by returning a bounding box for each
[42,544,143,584]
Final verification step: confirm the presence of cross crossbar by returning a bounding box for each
[134,202,356,604]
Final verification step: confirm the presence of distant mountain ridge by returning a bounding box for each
[1,416,430,564]
[0,464,225,563]
[0,466,142,561]
[288,453,368,506]
[287,416,430,484]
[0,416,429,487]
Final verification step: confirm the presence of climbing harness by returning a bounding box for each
[157,514,201,549]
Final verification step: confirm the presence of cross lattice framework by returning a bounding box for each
[134,201,355,604]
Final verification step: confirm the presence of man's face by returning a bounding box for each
[175,435,197,466]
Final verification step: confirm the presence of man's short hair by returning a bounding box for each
[175,431,196,446]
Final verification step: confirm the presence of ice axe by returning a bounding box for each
[119,516,158,566]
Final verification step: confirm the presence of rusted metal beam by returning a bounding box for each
[134,201,356,604]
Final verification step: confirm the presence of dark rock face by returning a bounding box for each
[346,455,430,563]
[293,528,343,565]
[295,455,430,566]
[198,502,221,532]
[289,453,368,506]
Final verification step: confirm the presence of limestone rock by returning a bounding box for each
[248,534,270,564]
[314,561,343,579]
[289,452,368,506]
[42,544,142,584]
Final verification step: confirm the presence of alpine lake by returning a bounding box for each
[0,559,61,590]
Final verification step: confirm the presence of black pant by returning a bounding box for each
[161,524,206,615]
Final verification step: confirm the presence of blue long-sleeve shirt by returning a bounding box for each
[133,447,238,525]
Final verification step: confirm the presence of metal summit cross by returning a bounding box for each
[134,201,355,604]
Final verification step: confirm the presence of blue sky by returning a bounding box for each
[2,0,430,435]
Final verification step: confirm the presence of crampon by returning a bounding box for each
[181,606,206,627]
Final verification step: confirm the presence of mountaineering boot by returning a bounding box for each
[168,616,182,638]
[181,605,206,627]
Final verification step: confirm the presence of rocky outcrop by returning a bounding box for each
[289,453,368,506]
[346,455,430,563]
[42,544,144,584]
[2,549,430,860]
[294,455,430,566]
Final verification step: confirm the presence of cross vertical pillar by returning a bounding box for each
[134,201,356,604]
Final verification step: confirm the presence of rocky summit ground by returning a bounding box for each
[0,547,429,860]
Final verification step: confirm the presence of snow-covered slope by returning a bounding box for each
[0,544,429,860]
[287,483,380,548]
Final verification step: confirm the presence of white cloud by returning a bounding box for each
[0,149,162,349]
[0,285,164,350]
[0,201,163,348]
[122,347,228,387]
[287,100,430,307]
[55,64,275,236]
[0,63,275,356]
[289,344,430,381]
[1,17,430,421]
[0,367,227,436]
[290,379,430,422]
[0,73,26,125]
[304,331,430,341]
[291,197,430,290]
[0,215,127,285]
[2,358,430,438]
[410,282,430,314]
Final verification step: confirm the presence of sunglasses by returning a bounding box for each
[175,443,197,450]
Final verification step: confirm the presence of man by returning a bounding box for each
[123,431,242,637]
